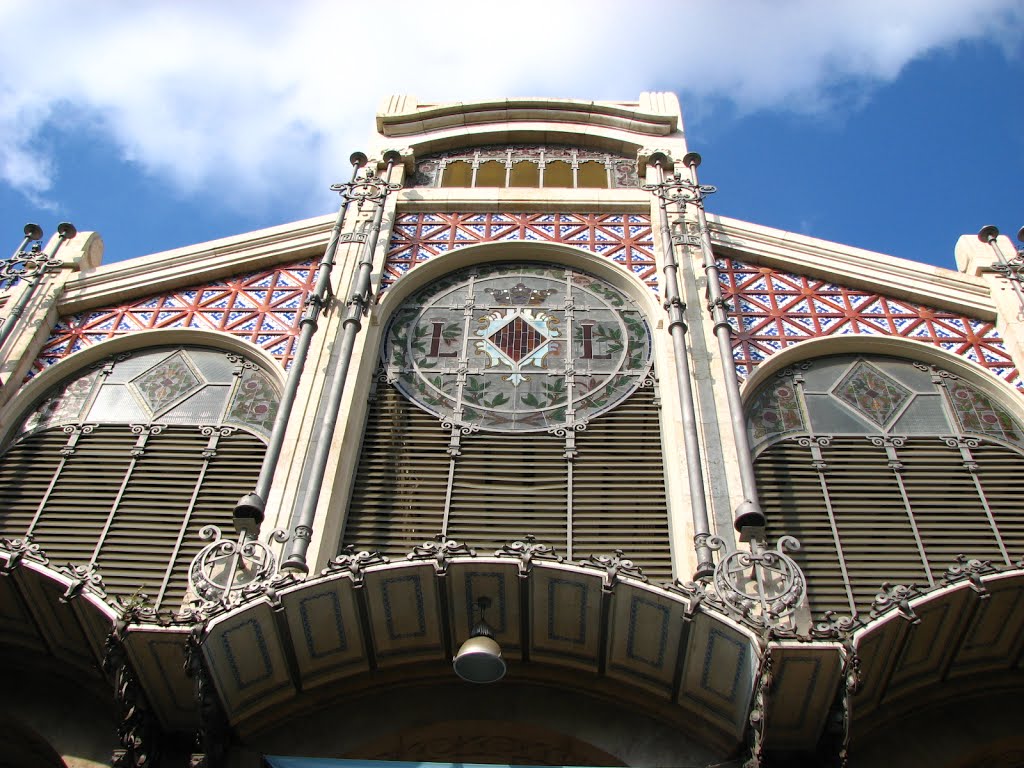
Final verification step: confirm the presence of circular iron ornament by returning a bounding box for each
[709,535,805,623]
[383,263,653,432]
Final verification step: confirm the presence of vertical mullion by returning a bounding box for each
[88,426,157,568]
[153,426,217,609]
[807,438,857,617]
[877,437,935,587]
[24,425,93,539]
[956,439,1012,566]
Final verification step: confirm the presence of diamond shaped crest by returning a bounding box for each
[834,360,911,426]
[488,315,546,363]
[131,351,203,414]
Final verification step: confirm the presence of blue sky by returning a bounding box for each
[1,1,1022,271]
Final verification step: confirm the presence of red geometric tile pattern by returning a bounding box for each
[33,258,319,373]
[382,212,658,293]
[720,256,1020,388]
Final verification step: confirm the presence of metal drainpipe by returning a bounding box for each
[682,152,766,535]
[0,222,75,354]
[234,153,370,528]
[645,153,715,579]
[281,150,403,573]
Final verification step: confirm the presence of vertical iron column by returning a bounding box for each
[644,153,715,579]
[235,154,369,528]
[282,151,403,573]
[682,153,766,534]
[0,222,74,355]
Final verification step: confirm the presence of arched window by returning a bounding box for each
[747,354,1024,619]
[0,346,279,611]
[341,263,672,579]
[543,160,573,188]
[577,161,607,188]
[475,160,506,187]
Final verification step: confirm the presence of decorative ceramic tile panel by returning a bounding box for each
[381,213,657,293]
[34,259,318,373]
[719,256,1020,388]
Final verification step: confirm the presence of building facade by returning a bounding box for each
[1,93,1023,768]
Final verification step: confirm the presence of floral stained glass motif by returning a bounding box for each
[131,352,203,414]
[748,381,805,443]
[384,263,652,433]
[833,361,912,427]
[20,369,100,435]
[946,380,1024,448]
[226,367,279,438]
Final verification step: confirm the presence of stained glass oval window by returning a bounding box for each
[383,263,653,432]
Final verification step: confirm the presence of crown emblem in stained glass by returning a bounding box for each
[383,263,652,432]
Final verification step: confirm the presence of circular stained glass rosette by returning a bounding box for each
[383,264,653,432]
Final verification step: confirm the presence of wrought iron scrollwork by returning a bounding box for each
[322,545,388,582]
[104,622,161,767]
[579,549,648,586]
[330,166,403,206]
[58,561,108,602]
[0,534,49,572]
[709,535,806,630]
[0,243,63,288]
[943,554,996,595]
[869,581,922,623]
[185,626,228,768]
[187,525,288,616]
[642,174,718,209]
[407,534,476,571]
[495,535,563,573]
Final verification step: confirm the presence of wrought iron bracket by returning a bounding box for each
[104,622,163,767]
[579,549,648,588]
[322,545,388,583]
[407,534,476,572]
[495,535,563,574]
[185,625,229,768]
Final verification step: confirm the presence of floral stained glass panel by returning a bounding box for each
[833,361,912,427]
[748,381,805,443]
[946,380,1024,448]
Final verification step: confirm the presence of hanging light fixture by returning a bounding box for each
[453,596,506,684]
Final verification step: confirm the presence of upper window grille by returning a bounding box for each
[407,145,639,190]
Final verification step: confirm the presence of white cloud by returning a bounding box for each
[0,0,1020,213]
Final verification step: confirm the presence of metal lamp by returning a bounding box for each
[453,596,506,684]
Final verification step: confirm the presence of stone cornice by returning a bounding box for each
[57,214,334,313]
[377,97,679,138]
